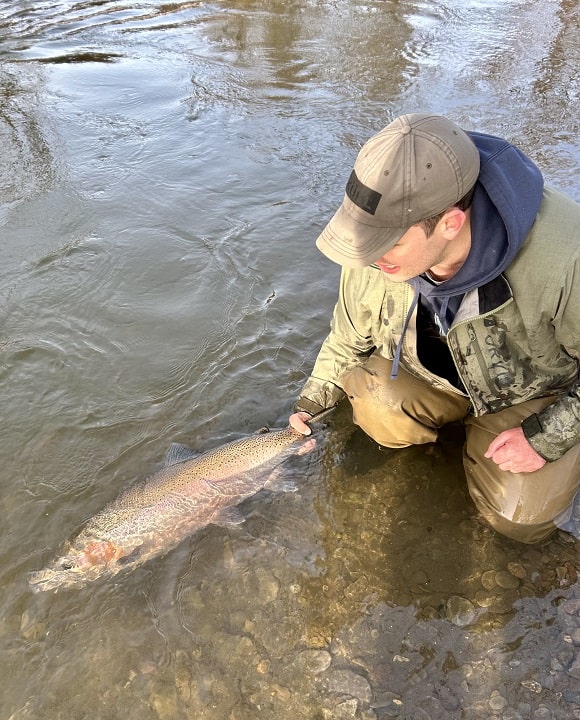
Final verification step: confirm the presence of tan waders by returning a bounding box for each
[342,354,580,544]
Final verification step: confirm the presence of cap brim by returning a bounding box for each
[315,200,407,268]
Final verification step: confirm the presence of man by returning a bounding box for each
[290,113,580,544]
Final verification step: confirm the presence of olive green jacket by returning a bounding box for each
[297,187,580,462]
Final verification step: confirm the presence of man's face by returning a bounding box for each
[372,223,450,282]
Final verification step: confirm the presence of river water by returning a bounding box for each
[1,1,579,718]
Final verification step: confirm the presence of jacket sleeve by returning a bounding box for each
[522,390,580,461]
[522,248,580,461]
[296,268,376,414]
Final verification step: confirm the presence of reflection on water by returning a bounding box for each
[0,64,56,222]
[0,0,578,718]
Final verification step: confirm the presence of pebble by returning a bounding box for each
[372,691,402,713]
[256,660,270,674]
[393,654,410,663]
[248,567,280,603]
[474,589,496,608]
[481,570,497,589]
[334,698,358,718]
[568,657,580,679]
[324,669,372,704]
[496,570,521,589]
[212,632,257,668]
[490,589,520,614]
[488,690,508,711]
[533,706,552,719]
[293,649,332,674]
[556,645,574,666]
[508,562,527,579]
[521,680,542,693]
[150,686,179,720]
[446,596,477,626]
[321,699,374,720]
[562,599,580,615]
[271,683,291,701]
[259,619,302,657]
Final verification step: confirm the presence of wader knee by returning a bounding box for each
[341,354,470,448]
[464,399,580,544]
[462,467,560,544]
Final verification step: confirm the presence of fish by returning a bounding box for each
[28,411,333,593]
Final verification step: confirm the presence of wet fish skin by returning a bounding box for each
[29,424,319,593]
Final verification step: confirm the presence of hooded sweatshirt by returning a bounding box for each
[390,131,545,382]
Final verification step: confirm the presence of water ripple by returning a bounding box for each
[0,0,208,59]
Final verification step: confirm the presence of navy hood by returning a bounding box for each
[410,131,544,329]
[390,132,544,380]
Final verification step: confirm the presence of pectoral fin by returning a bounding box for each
[263,468,298,493]
[116,545,144,566]
[211,507,246,527]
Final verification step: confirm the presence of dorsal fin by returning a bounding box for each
[163,443,200,466]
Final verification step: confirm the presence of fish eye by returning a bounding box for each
[61,561,74,570]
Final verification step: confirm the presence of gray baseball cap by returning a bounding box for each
[316,113,480,267]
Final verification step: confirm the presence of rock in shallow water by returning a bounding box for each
[446,596,477,626]
[323,669,372,704]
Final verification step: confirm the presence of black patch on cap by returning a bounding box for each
[345,170,382,215]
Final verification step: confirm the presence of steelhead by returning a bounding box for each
[29,416,328,593]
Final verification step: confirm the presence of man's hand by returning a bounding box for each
[289,411,313,435]
[484,427,547,473]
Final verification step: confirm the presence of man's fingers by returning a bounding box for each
[289,411,312,435]
[485,434,507,457]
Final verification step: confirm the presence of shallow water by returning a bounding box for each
[0,0,578,718]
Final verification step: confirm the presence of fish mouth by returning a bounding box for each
[28,568,89,593]
[28,540,145,592]
[28,558,106,593]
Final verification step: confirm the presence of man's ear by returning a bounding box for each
[441,207,468,237]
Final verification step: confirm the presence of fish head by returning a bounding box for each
[29,537,125,593]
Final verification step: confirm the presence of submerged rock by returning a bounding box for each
[446,596,477,626]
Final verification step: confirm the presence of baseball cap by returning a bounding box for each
[316,113,480,267]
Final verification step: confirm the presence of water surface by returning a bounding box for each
[0,1,578,718]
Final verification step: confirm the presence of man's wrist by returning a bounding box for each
[294,398,324,416]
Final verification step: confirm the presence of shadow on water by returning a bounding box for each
[310,414,578,631]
